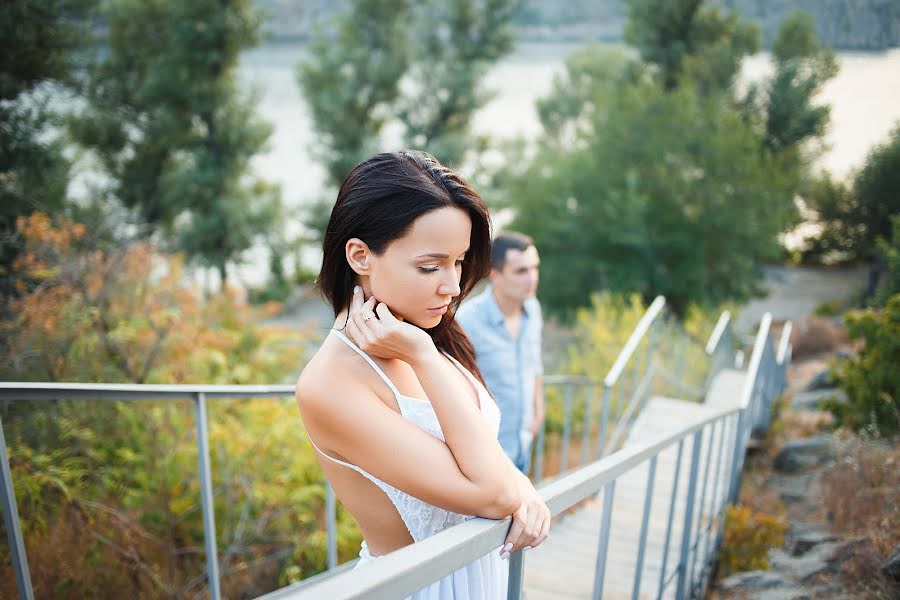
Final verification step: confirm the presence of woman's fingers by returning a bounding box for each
[501,505,526,559]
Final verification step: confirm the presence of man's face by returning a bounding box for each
[490,245,539,303]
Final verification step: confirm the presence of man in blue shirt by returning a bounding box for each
[457,231,544,473]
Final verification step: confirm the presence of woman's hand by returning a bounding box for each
[344,285,434,363]
[500,475,551,559]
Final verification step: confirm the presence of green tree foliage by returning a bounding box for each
[761,11,838,155]
[297,0,412,188]
[0,0,91,302]
[297,0,517,238]
[71,0,280,284]
[826,294,900,437]
[806,125,900,296]
[624,0,759,92]
[506,47,793,317]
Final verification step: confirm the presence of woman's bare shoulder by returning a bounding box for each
[295,334,375,413]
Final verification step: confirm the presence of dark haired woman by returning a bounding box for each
[296,150,550,598]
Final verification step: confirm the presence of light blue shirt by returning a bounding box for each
[456,285,543,466]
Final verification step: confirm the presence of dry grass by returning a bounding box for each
[788,316,850,360]
[820,433,900,597]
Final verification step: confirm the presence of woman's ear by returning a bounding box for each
[345,238,371,275]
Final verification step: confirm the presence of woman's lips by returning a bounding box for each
[427,305,449,316]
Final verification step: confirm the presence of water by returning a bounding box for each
[235,42,900,283]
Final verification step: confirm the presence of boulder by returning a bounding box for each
[880,543,900,582]
[773,436,836,473]
[786,523,840,556]
[791,389,846,411]
[719,570,810,599]
[804,370,834,391]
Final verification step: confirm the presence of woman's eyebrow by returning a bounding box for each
[415,249,469,259]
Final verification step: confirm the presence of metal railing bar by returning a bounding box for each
[0,382,295,401]
[194,392,222,600]
[591,480,617,600]
[776,322,792,365]
[1,415,34,600]
[603,296,665,387]
[674,431,704,600]
[705,311,731,355]
[656,439,684,600]
[631,456,657,600]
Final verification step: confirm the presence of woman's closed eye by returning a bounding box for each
[418,259,465,274]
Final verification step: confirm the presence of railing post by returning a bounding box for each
[596,383,611,459]
[688,421,717,598]
[534,381,547,483]
[698,418,728,592]
[582,382,594,466]
[591,480,616,600]
[631,456,657,600]
[561,382,573,472]
[194,392,222,600]
[657,440,684,600]
[326,483,337,570]
[1,415,34,600]
[507,550,525,600]
[728,410,747,504]
[675,431,703,600]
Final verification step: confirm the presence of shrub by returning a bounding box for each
[790,315,848,359]
[826,294,900,436]
[717,504,788,576]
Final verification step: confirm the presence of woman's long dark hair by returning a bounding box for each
[318,150,491,386]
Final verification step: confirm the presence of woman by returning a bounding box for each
[296,150,550,599]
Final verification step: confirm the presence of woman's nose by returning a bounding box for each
[438,272,461,297]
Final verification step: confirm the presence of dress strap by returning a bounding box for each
[330,329,402,398]
[308,433,381,483]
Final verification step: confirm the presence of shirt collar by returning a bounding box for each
[483,284,530,326]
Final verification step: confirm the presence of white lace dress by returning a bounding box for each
[309,329,509,600]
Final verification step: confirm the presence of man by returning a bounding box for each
[457,231,544,473]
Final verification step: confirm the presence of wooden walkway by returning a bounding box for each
[524,369,746,599]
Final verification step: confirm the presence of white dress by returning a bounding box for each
[309,329,509,599]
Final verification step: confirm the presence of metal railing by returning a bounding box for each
[1,308,792,600]
[266,311,792,600]
[0,384,295,600]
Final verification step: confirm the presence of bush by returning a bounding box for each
[717,504,788,576]
[790,315,848,359]
[826,294,900,436]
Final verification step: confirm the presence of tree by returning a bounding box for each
[71,0,280,284]
[297,0,518,238]
[806,125,900,297]
[0,0,92,304]
[624,0,759,92]
[753,11,838,162]
[506,47,793,317]
[297,0,412,189]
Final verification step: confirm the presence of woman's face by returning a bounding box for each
[364,206,471,329]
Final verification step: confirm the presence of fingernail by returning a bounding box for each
[353,285,360,294]
[500,551,509,560]
[503,543,513,552]
[524,546,532,552]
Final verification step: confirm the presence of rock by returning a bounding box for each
[791,389,846,411]
[804,370,834,391]
[719,570,810,599]
[773,436,836,473]
[771,472,813,503]
[880,543,900,582]
[769,543,841,581]
[750,588,811,600]
[786,523,840,556]
[720,570,799,590]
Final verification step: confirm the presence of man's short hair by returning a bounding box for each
[491,231,534,271]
